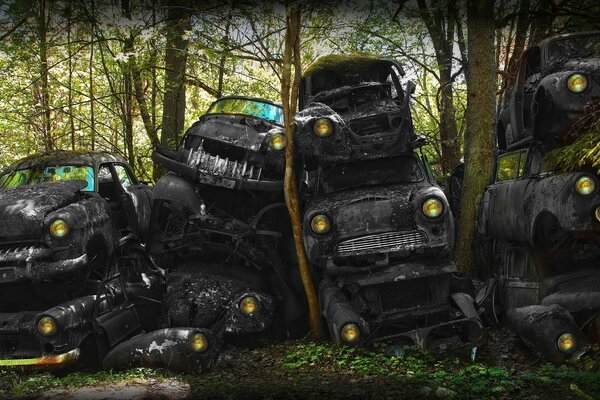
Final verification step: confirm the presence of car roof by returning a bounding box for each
[537,30,600,48]
[303,53,405,78]
[0,150,126,176]
[209,95,282,109]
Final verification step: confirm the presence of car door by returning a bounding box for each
[510,47,541,144]
[486,149,530,241]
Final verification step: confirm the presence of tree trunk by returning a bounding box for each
[455,0,496,272]
[67,0,76,150]
[37,0,52,151]
[89,0,95,151]
[281,5,322,339]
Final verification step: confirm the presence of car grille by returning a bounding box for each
[0,246,48,263]
[186,140,263,181]
[349,114,390,136]
[336,231,427,255]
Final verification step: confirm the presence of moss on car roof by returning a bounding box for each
[303,53,398,77]
[1,150,124,175]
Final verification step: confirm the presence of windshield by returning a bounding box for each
[0,165,95,191]
[320,155,424,193]
[313,83,396,113]
[546,34,600,67]
[206,98,284,126]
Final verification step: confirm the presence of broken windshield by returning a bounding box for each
[0,165,95,191]
[320,155,424,193]
[206,98,284,126]
[546,34,600,67]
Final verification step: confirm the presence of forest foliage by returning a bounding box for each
[0,0,598,182]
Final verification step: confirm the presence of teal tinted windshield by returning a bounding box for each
[207,98,284,125]
[0,165,95,191]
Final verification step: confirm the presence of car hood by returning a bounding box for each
[562,57,600,82]
[0,180,85,242]
[187,115,272,152]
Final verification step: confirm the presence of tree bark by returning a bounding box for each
[37,0,53,151]
[455,0,496,272]
[281,5,322,339]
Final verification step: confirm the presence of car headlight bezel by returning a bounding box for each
[557,332,576,353]
[269,132,287,151]
[37,316,58,337]
[575,175,596,196]
[422,197,444,219]
[189,332,209,353]
[49,218,70,239]
[313,118,334,138]
[595,205,600,222]
[310,214,331,234]
[340,323,361,344]
[567,73,588,94]
[239,296,260,316]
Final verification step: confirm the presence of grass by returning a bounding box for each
[1,339,600,399]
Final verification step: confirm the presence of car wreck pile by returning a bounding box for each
[452,31,600,362]
[1,34,599,373]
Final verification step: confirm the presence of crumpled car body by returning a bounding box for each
[297,54,484,350]
[497,31,600,150]
[0,151,152,307]
[0,241,165,370]
[475,139,600,362]
[146,96,305,367]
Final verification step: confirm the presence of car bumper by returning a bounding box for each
[0,253,88,284]
[0,348,80,369]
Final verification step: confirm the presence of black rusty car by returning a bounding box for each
[147,96,305,346]
[497,31,600,150]
[296,55,484,349]
[0,151,165,369]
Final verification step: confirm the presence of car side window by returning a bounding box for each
[114,164,133,188]
[496,150,527,182]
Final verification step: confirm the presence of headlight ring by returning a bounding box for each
[269,133,287,151]
[239,296,260,316]
[311,214,331,234]
[567,73,588,93]
[189,332,209,353]
[49,219,70,239]
[557,332,576,353]
[575,175,596,196]
[313,118,334,137]
[37,316,58,337]
[422,197,444,219]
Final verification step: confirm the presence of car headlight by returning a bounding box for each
[50,219,70,239]
[313,118,333,137]
[239,296,260,316]
[341,323,361,344]
[189,332,209,353]
[567,73,588,93]
[311,214,331,234]
[37,316,58,337]
[595,206,600,222]
[575,175,595,196]
[269,133,287,151]
[557,333,576,353]
[422,198,444,219]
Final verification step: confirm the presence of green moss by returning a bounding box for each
[303,52,393,77]
[544,120,600,174]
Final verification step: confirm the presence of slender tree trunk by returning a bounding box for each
[37,0,52,151]
[122,0,135,169]
[281,5,322,339]
[455,0,496,272]
[67,0,76,150]
[89,0,95,151]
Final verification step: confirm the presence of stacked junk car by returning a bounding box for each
[452,31,600,363]
[295,54,485,350]
[106,96,309,372]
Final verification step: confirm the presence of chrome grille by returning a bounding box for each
[0,246,48,263]
[335,231,427,255]
[186,140,262,181]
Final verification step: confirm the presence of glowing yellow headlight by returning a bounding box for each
[269,133,287,151]
[567,73,588,93]
[313,118,333,137]
[422,198,444,219]
[341,323,361,344]
[239,296,260,316]
[37,316,58,337]
[595,206,600,222]
[575,176,595,196]
[311,214,331,234]
[190,332,209,353]
[50,219,70,239]
[557,333,576,353]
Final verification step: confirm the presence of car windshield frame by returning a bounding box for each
[206,97,284,126]
[0,165,95,191]
[545,33,600,68]
[320,155,425,194]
